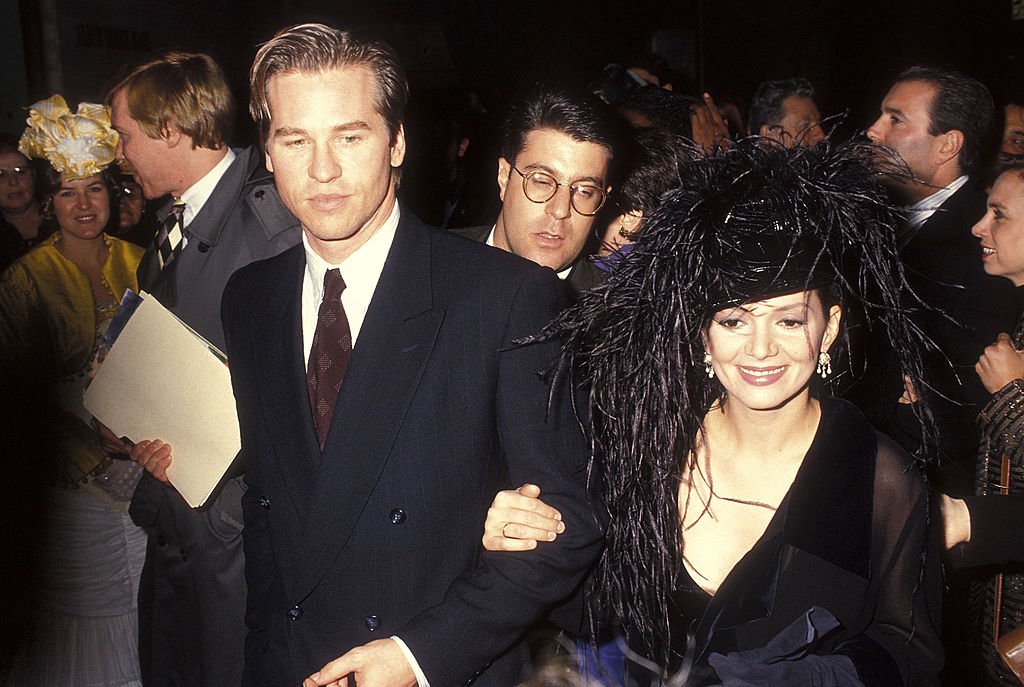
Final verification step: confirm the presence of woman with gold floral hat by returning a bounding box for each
[0,95,145,686]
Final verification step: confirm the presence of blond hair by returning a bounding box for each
[249,23,408,144]
[107,51,233,149]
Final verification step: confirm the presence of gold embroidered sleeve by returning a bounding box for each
[979,379,1024,461]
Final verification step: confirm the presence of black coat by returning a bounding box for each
[223,211,605,686]
[849,182,1017,485]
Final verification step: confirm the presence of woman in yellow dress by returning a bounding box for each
[0,96,146,686]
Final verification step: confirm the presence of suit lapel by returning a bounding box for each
[249,246,320,518]
[297,215,444,596]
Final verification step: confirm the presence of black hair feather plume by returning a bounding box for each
[524,138,937,671]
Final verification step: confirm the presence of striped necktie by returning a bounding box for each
[155,198,186,271]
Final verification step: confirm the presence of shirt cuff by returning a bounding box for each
[390,636,429,687]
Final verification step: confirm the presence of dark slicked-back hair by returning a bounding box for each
[106,51,234,149]
[895,66,994,174]
[748,77,815,134]
[249,23,408,145]
[500,87,619,174]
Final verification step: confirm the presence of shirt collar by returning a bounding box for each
[486,224,573,280]
[177,148,236,227]
[903,174,968,231]
[303,202,401,306]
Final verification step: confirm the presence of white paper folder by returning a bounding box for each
[84,291,240,508]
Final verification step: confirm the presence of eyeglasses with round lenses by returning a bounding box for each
[512,165,607,216]
[0,166,32,182]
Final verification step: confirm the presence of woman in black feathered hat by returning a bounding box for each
[483,139,943,686]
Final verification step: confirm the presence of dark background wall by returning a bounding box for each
[1,0,1021,142]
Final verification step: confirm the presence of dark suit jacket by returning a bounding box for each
[848,181,1017,485]
[130,146,301,687]
[223,211,604,686]
[676,399,943,687]
[449,224,605,301]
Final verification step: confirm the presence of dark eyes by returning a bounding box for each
[714,317,807,329]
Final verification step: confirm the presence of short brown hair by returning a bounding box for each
[106,51,234,149]
[249,23,408,144]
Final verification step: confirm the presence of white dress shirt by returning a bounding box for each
[903,174,968,232]
[174,147,236,246]
[301,202,399,361]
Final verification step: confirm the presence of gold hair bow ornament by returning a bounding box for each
[18,95,119,180]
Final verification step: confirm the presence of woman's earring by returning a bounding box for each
[704,352,714,379]
[817,351,832,379]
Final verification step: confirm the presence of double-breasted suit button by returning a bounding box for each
[259,496,271,510]
[364,615,380,631]
[389,508,406,524]
[287,605,303,621]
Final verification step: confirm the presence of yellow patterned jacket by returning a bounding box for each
[0,232,143,483]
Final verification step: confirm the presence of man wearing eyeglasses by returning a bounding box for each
[453,88,617,299]
[747,77,825,149]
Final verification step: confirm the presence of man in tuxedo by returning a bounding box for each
[108,51,300,686]
[222,24,603,687]
[451,88,618,300]
[857,66,1016,484]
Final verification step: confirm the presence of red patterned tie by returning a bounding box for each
[307,268,352,451]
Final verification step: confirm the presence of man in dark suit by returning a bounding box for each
[450,88,618,300]
[859,66,1016,485]
[223,24,603,687]
[109,51,300,686]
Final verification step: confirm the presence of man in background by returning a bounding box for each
[109,50,300,687]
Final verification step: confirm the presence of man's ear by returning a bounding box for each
[390,124,406,167]
[936,129,964,166]
[265,148,274,173]
[162,125,183,149]
[497,157,511,202]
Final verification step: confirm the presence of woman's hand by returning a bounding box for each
[977,333,1024,394]
[939,493,971,549]
[129,439,172,483]
[482,483,564,552]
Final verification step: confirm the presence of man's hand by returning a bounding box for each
[129,439,173,483]
[482,483,563,552]
[690,92,731,154]
[977,332,1024,394]
[304,638,417,687]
